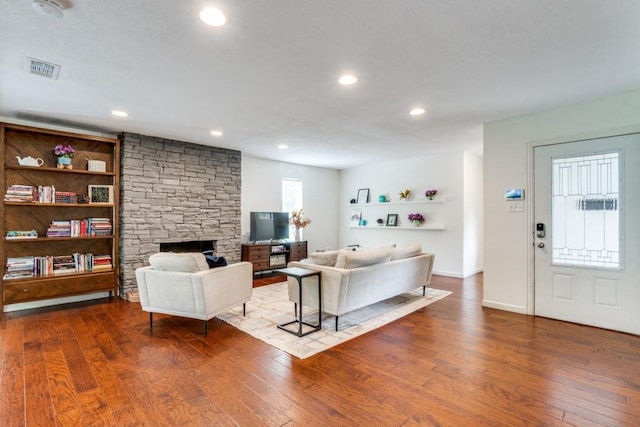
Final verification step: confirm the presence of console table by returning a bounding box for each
[241,241,307,273]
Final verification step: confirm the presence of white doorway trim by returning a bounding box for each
[525,125,640,316]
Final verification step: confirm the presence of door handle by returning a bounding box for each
[537,242,545,248]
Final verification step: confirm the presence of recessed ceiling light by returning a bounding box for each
[199,7,227,26]
[339,75,357,85]
[210,130,223,137]
[32,0,64,18]
[111,110,128,117]
[278,144,289,149]
[410,107,426,116]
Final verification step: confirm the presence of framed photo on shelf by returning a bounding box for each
[350,209,362,226]
[386,214,398,227]
[357,188,370,204]
[88,185,114,204]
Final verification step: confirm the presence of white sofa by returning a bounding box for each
[286,243,435,330]
[135,252,253,336]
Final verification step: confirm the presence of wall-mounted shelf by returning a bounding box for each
[349,225,446,231]
[348,198,445,207]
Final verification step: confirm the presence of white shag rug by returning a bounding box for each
[217,282,451,359]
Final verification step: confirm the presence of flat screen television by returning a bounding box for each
[250,212,290,242]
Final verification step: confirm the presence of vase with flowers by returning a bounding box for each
[54,144,75,169]
[425,189,437,200]
[408,213,425,226]
[290,209,311,241]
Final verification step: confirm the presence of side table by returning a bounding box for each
[276,267,322,337]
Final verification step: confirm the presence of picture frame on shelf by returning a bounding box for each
[386,214,398,226]
[350,209,362,226]
[88,185,114,204]
[357,188,370,204]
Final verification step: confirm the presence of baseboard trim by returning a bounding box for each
[433,269,483,279]
[482,299,527,314]
[3,291,111,313]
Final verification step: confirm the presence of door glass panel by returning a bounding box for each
[551,151,620,268]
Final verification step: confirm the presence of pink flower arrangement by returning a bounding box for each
[54,144,75,157]
[408,213,425,223]
[425,189,437,200]
[290,209,311,229]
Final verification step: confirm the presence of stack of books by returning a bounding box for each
[87,218,113,236]
[46,220,72,237]
[52,255,76,275]
[4,185,35,202]
[92,254,113,271]
[55,191,77,204]
[6,229,38,239]
[3,257,35,280]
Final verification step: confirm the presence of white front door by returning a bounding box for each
[534,133,640,334]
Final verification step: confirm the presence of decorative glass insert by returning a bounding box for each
[552,151,620,268]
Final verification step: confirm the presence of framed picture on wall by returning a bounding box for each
[350,209,362,226]
[357,188,370,204]
[386,214,398,226]
[88,185,114,204]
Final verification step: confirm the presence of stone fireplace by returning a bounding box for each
[118,132,241,296]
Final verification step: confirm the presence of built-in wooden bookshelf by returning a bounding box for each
[1,122,120,316]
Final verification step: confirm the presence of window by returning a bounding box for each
[552,151,620,268]
[282,178,302,238]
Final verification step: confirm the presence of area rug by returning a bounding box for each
[217,282,451,359]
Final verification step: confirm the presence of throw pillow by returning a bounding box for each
[390,241,423,261]
[309,250,341,266]
[334,246,393,269]
[149,252,210,272]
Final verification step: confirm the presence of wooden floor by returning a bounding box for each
[2,273,640,426]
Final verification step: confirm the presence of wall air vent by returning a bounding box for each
[25,57,61,79]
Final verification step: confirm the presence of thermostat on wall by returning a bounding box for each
[505,189,524,200]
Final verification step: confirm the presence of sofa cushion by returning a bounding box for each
[149,252,210,272]
[309,250,342,266]
[390,241,423,261]
[335,246,393,269]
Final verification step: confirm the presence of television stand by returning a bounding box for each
[241,241,308,274]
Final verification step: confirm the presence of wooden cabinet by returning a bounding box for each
[242,241,308,273]
[1,123,119,315]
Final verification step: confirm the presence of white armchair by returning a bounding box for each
[135,252,253,336]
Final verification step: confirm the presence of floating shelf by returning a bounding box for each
[348,198,445,206]
[349,225,446,231]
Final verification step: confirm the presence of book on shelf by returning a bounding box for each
[6,229,39,239]
[4,185,36,202]
[3,256,35,280]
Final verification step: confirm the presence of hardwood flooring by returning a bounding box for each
[2,273,640,426]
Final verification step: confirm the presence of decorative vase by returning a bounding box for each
[427,196,434,200]
[294,227,301,242]
[57,156,72,169]
[413,220,421,227]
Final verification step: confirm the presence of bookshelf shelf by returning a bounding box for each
[1,122,120,315]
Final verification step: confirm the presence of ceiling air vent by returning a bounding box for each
[25,57,61,79]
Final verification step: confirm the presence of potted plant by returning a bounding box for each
[425,189,437,200]
[408,213,425,226]
[54,144,75,169]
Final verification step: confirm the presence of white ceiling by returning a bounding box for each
[2,1,639,170]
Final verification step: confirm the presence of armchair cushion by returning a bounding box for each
[148,252,209,273]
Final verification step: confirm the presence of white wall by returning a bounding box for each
[338,152,482,277]
[463,152,484,276]
[241,155,340,253]
[483,89,640,314]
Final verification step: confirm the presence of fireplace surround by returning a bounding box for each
[118,132,241,296]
